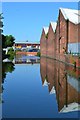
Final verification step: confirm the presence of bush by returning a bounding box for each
[37,52,41,57]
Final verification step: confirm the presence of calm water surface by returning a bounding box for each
[2,56,80,118]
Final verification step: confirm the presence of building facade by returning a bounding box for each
[47,22,57,57]
[57,8,80,55]
[14,42,40,50]
[40,8,80,67]
[40,27,48,56]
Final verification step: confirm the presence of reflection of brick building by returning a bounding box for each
[55,61,80,112]
[47,58,56,93]
[40,57,47,85]
[40,57,80,112]
[40,27,48,56]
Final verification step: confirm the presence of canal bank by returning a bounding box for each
[41,55,80,69]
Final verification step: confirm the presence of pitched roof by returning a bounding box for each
[43,27,49,34]
[50,22,57,32]
[60,8,80,24]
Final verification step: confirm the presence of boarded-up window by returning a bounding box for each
[68,43,80,53]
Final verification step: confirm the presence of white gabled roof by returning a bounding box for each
[43,27,49,34]
[60,8,80,24]
[50,22,57,32]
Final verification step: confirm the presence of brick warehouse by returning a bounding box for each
[47,22,57,57]
[56,8,80,54]
[40,8,80,68]
[40,27,48,56]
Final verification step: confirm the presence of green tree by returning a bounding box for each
[37,51,41,57]
[5,35,15,47]
[0,13,4,34]
[2,34,6,48]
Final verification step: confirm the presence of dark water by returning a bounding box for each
[1,56,80,118]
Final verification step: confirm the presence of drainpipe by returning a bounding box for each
[66,19,69,54]
[59,13,60,54]
[46,36,47,57]
[59,11,62,59]
[65,72,68,107]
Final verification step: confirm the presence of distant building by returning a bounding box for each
[14,42,40,50]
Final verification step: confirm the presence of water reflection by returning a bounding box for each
[40,57,80,113]
[2,62,15,83]
[0,61,15,120]
[15,54,40,64]
[1,62,15,103]
[2,55,40,103]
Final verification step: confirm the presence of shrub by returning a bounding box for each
[37,52,41,57]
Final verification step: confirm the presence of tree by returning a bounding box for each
[5,35,15,47]
[2,34,6,48]
[2,34,15,59]
[0,13,4,35]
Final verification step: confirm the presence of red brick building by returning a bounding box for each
[40,8,80,67]
[56,8,80,55]
[47,22,57,57]
[40,8,80,112]
[40,27,48,56]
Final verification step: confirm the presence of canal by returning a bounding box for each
[2,55,80,118]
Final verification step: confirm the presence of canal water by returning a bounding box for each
[2,56,80,118]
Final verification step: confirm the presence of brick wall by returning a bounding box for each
[56,10,67,55]
[40,29,47,56]
[69,22,78,43]
[47,24,56,57]
[55,21,59,54]
[40,9,80,67]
